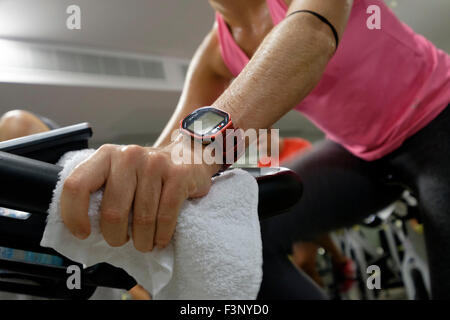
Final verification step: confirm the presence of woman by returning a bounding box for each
[1,0,448,299]
[157,0,449,299]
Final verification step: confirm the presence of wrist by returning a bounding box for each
[168,134,222,176]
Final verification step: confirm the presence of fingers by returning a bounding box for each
[154,176,188,249]
[100,146,139,247]
[61,142,213,252]
[61,146,112,239]
[132,160,162,252]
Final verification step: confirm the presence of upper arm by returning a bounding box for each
[284,0,354,41]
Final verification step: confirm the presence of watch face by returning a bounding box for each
[183,108,229,137]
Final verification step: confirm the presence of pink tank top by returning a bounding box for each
[216,0,450,160]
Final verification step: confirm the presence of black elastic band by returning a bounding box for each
[287,10,339,49]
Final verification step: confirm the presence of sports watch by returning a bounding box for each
[180,107,245,171]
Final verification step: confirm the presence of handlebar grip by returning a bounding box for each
[0,151,61,215]
[256,169,303,220]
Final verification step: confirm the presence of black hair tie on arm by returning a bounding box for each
[287,10,339,50]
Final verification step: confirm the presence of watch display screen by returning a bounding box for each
[187,111,225,135]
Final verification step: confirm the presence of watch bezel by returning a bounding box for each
[181,107,231,141]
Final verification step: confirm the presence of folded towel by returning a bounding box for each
[40,149,262,299]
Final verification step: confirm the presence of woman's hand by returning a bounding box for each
[60,136,220,252]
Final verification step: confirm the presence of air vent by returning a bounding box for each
[141,60,165,79]
[29,47,166,80]
[0,39,189,90]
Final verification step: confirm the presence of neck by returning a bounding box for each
[209,0,266,28]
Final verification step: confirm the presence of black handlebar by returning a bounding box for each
[0,151,302,220]
[0,152,61,216]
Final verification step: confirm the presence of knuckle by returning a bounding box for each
[122,144,144,162]
[126,144,142,154]
[157,213,175,225]
[144,152,169,176]
[63,176,82,194]
[148,151,168,165]
[99,143,116,153]
[101,209,127,225]
[134,214,156,227]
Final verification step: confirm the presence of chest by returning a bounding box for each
[228,7,275,58]
[227,0,292,58]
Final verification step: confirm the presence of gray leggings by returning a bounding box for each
[258,104,450,299]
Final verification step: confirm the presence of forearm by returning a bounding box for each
[212,13,338,131]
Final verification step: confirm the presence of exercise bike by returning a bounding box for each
[330,190,430,300]
[0,123,304,299]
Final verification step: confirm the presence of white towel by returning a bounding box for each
[40,149,262,300]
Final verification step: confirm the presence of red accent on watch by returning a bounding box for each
[180,107,245,171]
